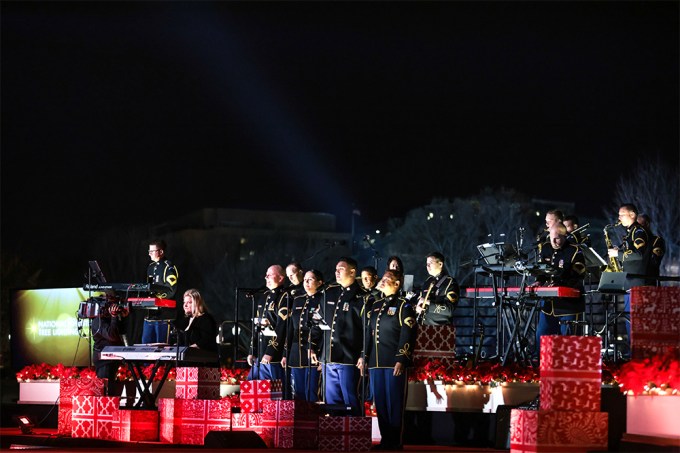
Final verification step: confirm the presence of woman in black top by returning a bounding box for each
[177,288,217,351]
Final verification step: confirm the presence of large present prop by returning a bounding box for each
[260,400,319,449]
[239,379,282,413]
[413,325,456,360]
[231,412,264,435]
[318,416,372,452]
[158,398,231,445]
[510,408,608,452]
[174,367,221,400]
[57,377,106,436]
[539,336,602,412]
[626,395,680,439]
[19,380,60,404]
[71,395,119,440]
[113,408,159,442]
[630,286,680,360]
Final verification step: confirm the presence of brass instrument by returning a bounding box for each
[603,223,623,272]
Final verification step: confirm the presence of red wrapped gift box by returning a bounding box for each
[158,397,231,445]
[174,366,221,400]
[239,379,282,413]
[71,395,119,440]
[510,408,608,453]
[260,400,319,449]
[630,286,680,359]
[57,377,106,436]
[413,325,456,360]
[113,408,159,442]
[539,335,602,412]
[231,412,264,435]
[318,416,372,452]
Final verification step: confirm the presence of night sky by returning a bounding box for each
[2,2,678,268]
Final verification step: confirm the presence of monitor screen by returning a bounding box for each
[10,287,105,370]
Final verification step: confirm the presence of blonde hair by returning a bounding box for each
[183,288,207,316]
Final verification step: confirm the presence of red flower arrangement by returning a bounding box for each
[410,358,540,385]
[615,350,680,395]
[16,362,95,382]
[220,367,249,384]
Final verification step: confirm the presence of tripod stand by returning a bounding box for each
[594,293,629,363]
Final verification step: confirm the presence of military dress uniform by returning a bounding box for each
[418,271,459,325]
[284,292,323,401]
[311,281,367,414]
[365,294,416,450]
[248,286,287,381]
[535,242,586,345]
[141,258,179,344]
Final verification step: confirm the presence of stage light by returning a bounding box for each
[15,415,34,434]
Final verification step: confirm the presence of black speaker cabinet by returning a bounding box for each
[204,430,267,448]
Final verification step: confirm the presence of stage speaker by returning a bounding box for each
[204,430,267,448]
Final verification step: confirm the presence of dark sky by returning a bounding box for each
[2,2,678,262]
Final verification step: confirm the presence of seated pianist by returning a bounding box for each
[175,288,218,364]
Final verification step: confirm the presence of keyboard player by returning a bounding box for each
[140,239,179,344]
[532,223,586,358]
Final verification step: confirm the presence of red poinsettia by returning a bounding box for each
[220,367,249,384]
[616,350,680,395]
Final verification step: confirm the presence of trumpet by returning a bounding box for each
[603,223,623,272]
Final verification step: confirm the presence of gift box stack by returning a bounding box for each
[510,336,609,453]
[239,379,283,413]
[630,286,680,360]
[113,409,159,442]
[159,366,230,445]
[413,325,456,372]
[318,415,372,452]
[57,377,106,436]
[261,399,320,449]
[71,395,119,440]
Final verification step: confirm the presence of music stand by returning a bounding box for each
[88,260,107,284]
[476,243,517,267]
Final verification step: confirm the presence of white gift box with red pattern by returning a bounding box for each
[113,408,159,442]
[630,286,680,359]
[57,377,106,436]
[174,367,221,400]
[510,408,608,453]
[231,412,264,435]
[318,416,372,452]
[539,335,602,412]
[260,400,319,449]
[239,379,282,413]
[71,395,120,440]
[158,397,231,445]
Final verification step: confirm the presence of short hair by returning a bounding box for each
[638,213,652,224]
[620,203,639,215]
[149,239,167,251]
[287,262,303,271]
[306,269,324,283]
[547,210,564,221]
[338,256,358,270]
[563,214,579,225]
[361,266,378,276]
[427,252,445,264]
[383,269,403,286]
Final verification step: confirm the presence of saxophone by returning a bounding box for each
[603,223,623,272]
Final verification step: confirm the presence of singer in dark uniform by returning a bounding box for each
[248,264,287,381]
[534,223,586,351]
[310,257,367,415]
[415,252,459,325]
[281,269,324,401]
[141,239,179,344]
[364,269,416,451]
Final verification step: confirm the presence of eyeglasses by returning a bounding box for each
[148,250,160,254]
